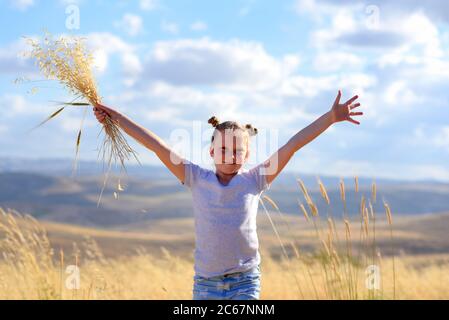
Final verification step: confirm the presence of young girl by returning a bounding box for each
[93,90,362,300]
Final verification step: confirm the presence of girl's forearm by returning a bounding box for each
[115,113,168,153]
[94,104,186,182]
[286,111,335,154]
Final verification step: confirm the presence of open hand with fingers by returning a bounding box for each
[330,90,363,125]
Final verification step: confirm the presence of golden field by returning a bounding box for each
[1,200,449,300]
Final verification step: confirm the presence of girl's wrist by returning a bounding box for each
[327,110,336,124]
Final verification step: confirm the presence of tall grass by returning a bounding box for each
[260,176,396,299]
[1,176,448,299]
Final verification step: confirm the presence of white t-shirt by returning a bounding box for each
[182,160,271,278]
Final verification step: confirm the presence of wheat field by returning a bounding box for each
[1,204,449,300]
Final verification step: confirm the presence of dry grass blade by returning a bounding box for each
[28,107,65,133]
[262,195,279,211]
[372,182,377,204]
[317,178,330,205]
[339,178,346,203]
[259,198,305,299]
[296,178,318,216]
[297,178,311,202]
[384,201,393,226]
[117,179,124,192]
[76,130,82,155]
[383,199,396,299]
[50,101,90,106]
[299,201,310,222]
[72,106,88,177]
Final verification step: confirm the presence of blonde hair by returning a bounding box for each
[207,116,258,143]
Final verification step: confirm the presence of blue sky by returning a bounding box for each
[0,0,448,182]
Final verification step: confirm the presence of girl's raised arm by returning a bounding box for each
[93,103,186,184]
[257,90,363,186]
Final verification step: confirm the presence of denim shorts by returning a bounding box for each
[193,265,261,300]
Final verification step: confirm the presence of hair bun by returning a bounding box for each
[245,124,258,136]
[208,116,220,128]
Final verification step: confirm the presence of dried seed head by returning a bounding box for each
[372,182,377,204]
[297,178,312,203]
[332,249,341,266]
[339,178,346,203]
[310,202,319,217]
[262,195,279,211]
[327,217,335,236]
[363,207,370,236]
[321,239,331,256]
[299,201,310,222]
[360,195,366,216]
[117,179,124,192]
[344,219,351,238]
[384,201,393,225]
[317,178,330,205]
[369,200,375,219]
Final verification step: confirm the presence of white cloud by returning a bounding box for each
[0,124,8,134]
[0,34,131,77]
[190,21,208,32]
[295,0,449,24]
[122,52,143,75]
[0,94,28,117]
[297,1,444,58]
[140,38,299,91]
[314,159,449,183]
[0,33,142,89]
[161,21,179,35]
[0,38,36,75]
[85,32,140,76]
[140,0,157,11]
[433,126,449,153]
[313,52,364,72]
[58,116,96,133]
[384,80,421,106]
[116,14,144,37]
[9,0,34,10]
[280,72,375,99]
[308,6,408,50]
[280,74,335,98]
[0,94,55,125]
[59,0,82,5]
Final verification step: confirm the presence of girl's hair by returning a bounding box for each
[208,116,258,143]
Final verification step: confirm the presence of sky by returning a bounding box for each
[0,0,448,182]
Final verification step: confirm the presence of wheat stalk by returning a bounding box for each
[25,33,139,204]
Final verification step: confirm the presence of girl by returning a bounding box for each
[93,90,362,300]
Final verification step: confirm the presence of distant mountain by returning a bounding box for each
[1,157,448,229]
[2,156,445,186]
[0,156,172,179]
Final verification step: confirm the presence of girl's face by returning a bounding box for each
[210,129,249,174]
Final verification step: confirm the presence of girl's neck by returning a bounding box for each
[215,169,241,186]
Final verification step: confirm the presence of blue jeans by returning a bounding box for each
[193,265,261,300]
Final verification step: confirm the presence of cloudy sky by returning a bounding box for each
[0,0,448,182]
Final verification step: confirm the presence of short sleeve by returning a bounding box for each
[248,162,272,193]
[182,160,202,188]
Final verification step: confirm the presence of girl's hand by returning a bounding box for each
[330,90,363,125]
[93,103,121,124]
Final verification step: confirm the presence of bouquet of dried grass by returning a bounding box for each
[25,33,139,204]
